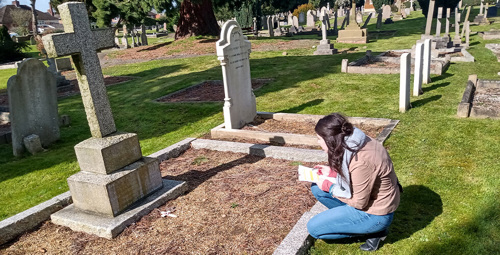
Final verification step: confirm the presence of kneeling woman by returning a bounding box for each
[307,113,401,251]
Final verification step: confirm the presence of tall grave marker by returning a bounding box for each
[314,9,337,55]
[413,43,424,96]
[216,20,256,129]
[42,2,185,238]
[400,53,411,113]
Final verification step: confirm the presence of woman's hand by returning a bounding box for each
[314,165,336,177]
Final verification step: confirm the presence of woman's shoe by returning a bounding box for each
[359,229,388,251]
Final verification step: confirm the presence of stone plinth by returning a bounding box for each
[74,132,142,174]
[337,26,368,43]
[313,40,338,55]
[68,157,162,217]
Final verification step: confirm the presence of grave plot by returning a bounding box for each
[485,44,500,62]
[210,112,399,148]
[341,50,450,75]
[155,79,271,103]
[479,30,500,40]
[2,146,320,254]
[458,76,500,119]
[383,48,474,63]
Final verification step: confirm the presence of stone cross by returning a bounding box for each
[413,43,424,96]
[425,0,436,35]
[42,2,115,138]
[445,8,451,36]
[320,9,328,40]
[350,2,357,25]
[436,7,443,37]
[400,53,411,113]
[423,39,432,84]
[216,20,256,129]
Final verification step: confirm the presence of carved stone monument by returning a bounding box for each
[337,2,368,43]
[314,9,338,55]
[42,2,185,239]
[216,20,256,129]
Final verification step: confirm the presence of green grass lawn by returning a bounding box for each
[0,10,499,254]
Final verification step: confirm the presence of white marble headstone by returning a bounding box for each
[216,21,256,129]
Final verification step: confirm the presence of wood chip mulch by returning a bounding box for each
[1,148,319,254]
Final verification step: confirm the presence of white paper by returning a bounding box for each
[297,165,337,183]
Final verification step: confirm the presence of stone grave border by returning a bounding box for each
[341,50,450,75]
[1,114,398,252]
[210,112,399,146]
[457,75,500,119]
[154,78,273,104]
[478,30,500,40]
[485,43,500,62]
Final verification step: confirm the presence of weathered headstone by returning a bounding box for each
[307,10,316,28]
[299,12,305,23]
[130,30,137,47]
[382,5,392,19]
[462,6,471,38]
[121,35,129,49]
[267,16,274,37]
[377,9,383,29]
[454,7,461,44]
[413,42,424,96]
[339,7,345,17]
[163,22,167,31]
[400,53,411,113]
[46,57,70,87]
[288,13,293,26]
[293,16,299,28]
[173,24,178,32]
[314,9,337,55]
[216,20,256,129]
[423,39,432,84]
[356,11,363,24]
[436,7,443,37]
[141,24,148,46]
[445,8,451,36]
[7,58,60,156]
[122,24,127,35]
[425,0,436,35]
[43,2,174,238]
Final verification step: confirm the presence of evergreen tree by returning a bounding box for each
[0,25,28,63]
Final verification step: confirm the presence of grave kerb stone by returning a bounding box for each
[400,53,411,113]
[413,43,424,96]
[216,20,256,129]
[42,2,116,138]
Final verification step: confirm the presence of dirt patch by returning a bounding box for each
[157,79,271,103]
[1,148,319,254]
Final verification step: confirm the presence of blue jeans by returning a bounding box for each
[307,184,394,239]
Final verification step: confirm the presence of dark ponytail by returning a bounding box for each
[315,113,357,180]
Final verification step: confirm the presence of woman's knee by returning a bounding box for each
[307,216,323,239]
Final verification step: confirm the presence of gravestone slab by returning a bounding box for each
[7,58,60,156]
[382,5,392,19]
[216,20,256,129]
[400,53,411,112]
[307,10,316,28]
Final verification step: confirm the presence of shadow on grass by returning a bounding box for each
[388,185,443,244]
[430,73,454,83]
[138,41,174,52]
[422,82,451,93]
[282,99,325,113]
[412,94,442,108]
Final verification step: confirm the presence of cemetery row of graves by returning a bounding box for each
[0,1,499,254]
